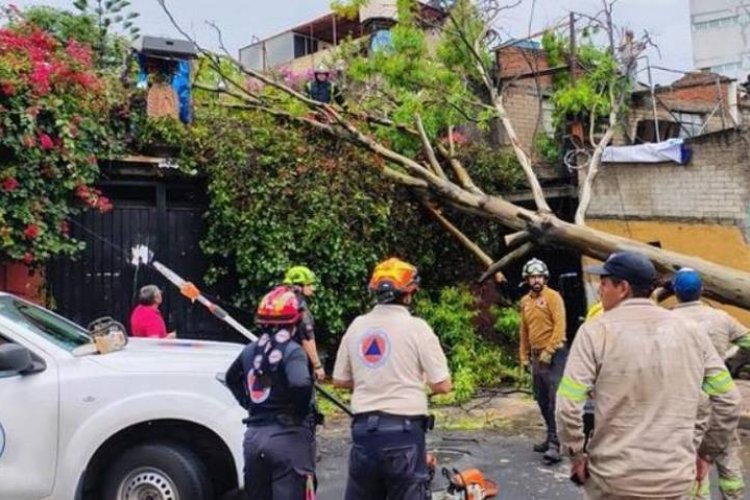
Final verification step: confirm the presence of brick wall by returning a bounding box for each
[500,84,547,150]
[587,129,750,230]
[496,46,555,88]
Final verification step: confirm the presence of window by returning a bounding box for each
[674,111,705,138]
[293,34,319,59]
[693,15,738,31]
[0,297,91,351]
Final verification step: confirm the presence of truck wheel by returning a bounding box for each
[102,442,214,500]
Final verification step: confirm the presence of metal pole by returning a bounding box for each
[716,76,726,130]
[569,12,577,85]
[148,260,354,417]
[647,60,660,142]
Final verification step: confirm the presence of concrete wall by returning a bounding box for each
[588,130,750,227]
[690,0,750,78]
[586,219,750,326]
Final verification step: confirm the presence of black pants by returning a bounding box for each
[532,346,568,447]
[345,413,430,500]
[243,423,315,500]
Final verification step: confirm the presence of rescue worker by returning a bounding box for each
[518,258,567,464]
[305,65,344,106]
[283,265,325,381]
[671,268,748,500]
[556,251,741,499]
[226,286,315,499]
[333,257,452,500]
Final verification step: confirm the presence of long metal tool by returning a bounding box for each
[131,245,353,416]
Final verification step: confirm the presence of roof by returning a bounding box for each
[668,71,734,88]
[241,1,445,50]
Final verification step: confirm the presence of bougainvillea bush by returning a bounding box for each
[0,7,125,264]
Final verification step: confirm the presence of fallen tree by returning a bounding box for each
[158,0,750,310]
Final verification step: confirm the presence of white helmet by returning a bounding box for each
[522,258,549,279]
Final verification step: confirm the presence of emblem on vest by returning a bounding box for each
[357,328,391,369]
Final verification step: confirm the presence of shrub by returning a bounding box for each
[0,8,126,263]
[414,286,519,403]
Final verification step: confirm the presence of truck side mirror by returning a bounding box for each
[0,344,45,378]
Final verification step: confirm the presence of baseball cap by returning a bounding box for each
[672,268,702,301]
[585,251,656,290]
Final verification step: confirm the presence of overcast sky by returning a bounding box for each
[14,0,693,84]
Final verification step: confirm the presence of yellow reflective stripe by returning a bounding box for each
[689,479,711,498]
[719,476,745,493]
[557,376,589,402]
[702,370,734,396]
[734,334,750,350]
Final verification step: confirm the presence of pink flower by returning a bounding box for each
[38,133,54,150]
[21,135,35,148]
[96,196,113,213]
[2,177,19,192]
[22,252,33,265]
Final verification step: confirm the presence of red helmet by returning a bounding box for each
[255,286,302,325]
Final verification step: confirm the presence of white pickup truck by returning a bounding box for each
[0,292,246,500]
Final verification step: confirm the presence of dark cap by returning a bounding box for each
[585,251,656,290]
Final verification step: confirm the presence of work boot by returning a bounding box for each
[533,441,549,453]
[543,444,562,464]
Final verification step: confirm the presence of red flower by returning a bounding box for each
[65,40,92,66]
[2,177,19,192]
[38,133,54,150]
[75,184,89,200]
[0,81,14,96]
[22,252,33,265]
[29,62,52,95]
[59,220,70,235]
[23,224,39,239]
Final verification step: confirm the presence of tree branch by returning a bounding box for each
[478,241,535,283]
[420,199,495,268]
[415,114,447,179]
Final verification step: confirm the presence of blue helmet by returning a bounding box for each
[673,268,702,302]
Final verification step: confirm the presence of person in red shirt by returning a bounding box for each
[129,285,175,339]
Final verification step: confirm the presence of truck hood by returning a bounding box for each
[88,338,244,374]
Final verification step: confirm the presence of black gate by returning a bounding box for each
[47,178,249,342]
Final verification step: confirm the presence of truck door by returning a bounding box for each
[0,332,59,498]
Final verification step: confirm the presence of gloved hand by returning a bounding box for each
[539,350,553,365]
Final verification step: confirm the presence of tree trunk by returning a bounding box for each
[469,193,750,309]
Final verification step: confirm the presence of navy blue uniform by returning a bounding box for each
[226,328,315,500]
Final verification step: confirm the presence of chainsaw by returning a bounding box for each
[430,464,499,500]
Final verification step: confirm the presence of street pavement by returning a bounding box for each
[317,392,750,500]
[317,429,580,499]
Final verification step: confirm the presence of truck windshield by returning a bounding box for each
[0,297,92,351]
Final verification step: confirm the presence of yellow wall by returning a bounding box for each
[586,219,750,326]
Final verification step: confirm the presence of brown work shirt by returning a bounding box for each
[556,299,740,498]
[518,286,566,364]
[672,301,750,359]
[333,304,450,416]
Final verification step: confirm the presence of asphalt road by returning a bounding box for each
[315,428,750,500]
[316,429,580,500]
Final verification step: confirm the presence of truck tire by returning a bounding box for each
[102,442,214,500]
